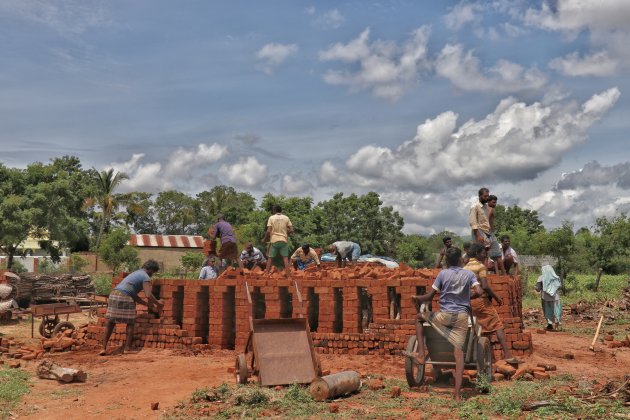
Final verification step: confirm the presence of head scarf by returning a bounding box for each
[541,265,561,297]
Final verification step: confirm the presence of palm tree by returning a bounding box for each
[87,168,129,250]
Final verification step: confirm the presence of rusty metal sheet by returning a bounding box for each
[30,302,81,317]
[251,318,317,386]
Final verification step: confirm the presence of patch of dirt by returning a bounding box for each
[3,313,629,418]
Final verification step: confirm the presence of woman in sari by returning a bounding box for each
[535,265,562,330]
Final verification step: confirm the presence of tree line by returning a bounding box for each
[1,156,629,275]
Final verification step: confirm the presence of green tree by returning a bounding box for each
[155,191,196,234]
[590,214,630,274]
[181,251,205,277]
[86,168,129,249]
[396,234,430,268]
[194,186,256,234]
[0,157,92,268]
[494,204,545,236]
[97,228,139,274]
[121,192,158,233]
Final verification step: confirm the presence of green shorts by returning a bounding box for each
[268,241,289,258]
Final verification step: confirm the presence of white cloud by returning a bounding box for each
[256,43,298,74]
[444,2,481,30]
[0,0,110,35]
[317,9,345,29]
[281,175,313,195]
[525,0,630,75]
[107,154,166,193]
[318,26,431,101]
[549,50,618,77]
[219,156,268,188]
[554,161,630,190]
[318,161,340,184]
[305,6,316,16]
[340,88,620,191]
[435,43,547,92]
[107,143,229,192]
[165,143,228,178]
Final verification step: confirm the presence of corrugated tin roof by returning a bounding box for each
[128,234,204,248]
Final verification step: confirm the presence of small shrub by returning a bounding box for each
[473,373,492,394]
[92,274,113,295]
[232,387,270,407]
[283,383,312,403]
[9,260,27,273]
[69,254,89,273]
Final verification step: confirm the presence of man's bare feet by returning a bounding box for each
[402,350,425,365]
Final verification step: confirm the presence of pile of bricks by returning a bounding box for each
[0,336,44,366]
[85,265,533,359]
[41,325,90,352]
[85,311,207,351]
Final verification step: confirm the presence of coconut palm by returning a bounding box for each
[86,168,129,250]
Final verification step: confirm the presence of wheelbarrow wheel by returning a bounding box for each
[39,316,59,338]
[235,353,248,385]
[404,335,427,387]
[52,321,75,336]
[476,337,493,387]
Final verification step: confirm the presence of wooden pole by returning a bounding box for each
[309,370,361,401]
[590,315,604,351]
[594,268,603,291]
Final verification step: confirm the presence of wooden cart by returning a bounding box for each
[29,302,82,338]
[235,281,321,386]
[404,306,492,388]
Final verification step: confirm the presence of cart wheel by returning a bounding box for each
[404,335,427,387]
[52,321,75,336]
[235,353,248,385]
[314,353,322,377]
[476,337,493,388]
[39,316,59,338]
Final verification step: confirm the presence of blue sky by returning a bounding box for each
[1,1,629,234]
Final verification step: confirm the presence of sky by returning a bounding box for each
[1,0,629,235]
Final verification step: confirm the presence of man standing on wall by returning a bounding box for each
[262,204,293,277]
[435,236,453,268]
[209,214,244,273]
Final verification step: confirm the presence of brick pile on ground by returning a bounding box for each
[40,324,91,353]
[604,333,630,349]
[0,336,44,366]
[85,263,532,358]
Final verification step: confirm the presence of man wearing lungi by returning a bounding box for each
[405,247,483,400]
[101,260,163,355]
[465,243,517,363]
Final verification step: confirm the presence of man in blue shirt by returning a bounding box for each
[405,247,482,400]
[101,260,163,355]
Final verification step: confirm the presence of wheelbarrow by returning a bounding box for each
[404,305,492,387]
[235,281,321,386]
[29,302,82,338]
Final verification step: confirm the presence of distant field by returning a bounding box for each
[522,272,628,309]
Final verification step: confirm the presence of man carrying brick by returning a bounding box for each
[405,247,483,400]
[329,241,361,268]
[465,243,517,363]
[262,204,293,277]
[291,244,321,270]
[101,260,163,356]
[209,214,244,273]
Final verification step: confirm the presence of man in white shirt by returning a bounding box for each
[500,235,519,276]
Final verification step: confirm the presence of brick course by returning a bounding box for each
[85,265,533,359]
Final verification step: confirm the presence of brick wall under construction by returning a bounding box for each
[85,265,533,361]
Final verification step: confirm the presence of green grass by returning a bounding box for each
[50,388,83,400]
[91,274,113,295]
[0,367,30,418]
[523,273,628,309]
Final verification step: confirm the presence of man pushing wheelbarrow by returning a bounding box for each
[403,247,484,400]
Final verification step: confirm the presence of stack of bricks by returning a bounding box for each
[85,264,533,359]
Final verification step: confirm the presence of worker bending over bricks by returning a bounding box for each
[465,243,519,363]
[100,260,163,356]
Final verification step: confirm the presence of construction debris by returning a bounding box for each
[36,360,87,383]
[0,336,44,361]
[40,324,90,352]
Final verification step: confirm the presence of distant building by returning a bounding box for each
[127,234,205,272]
